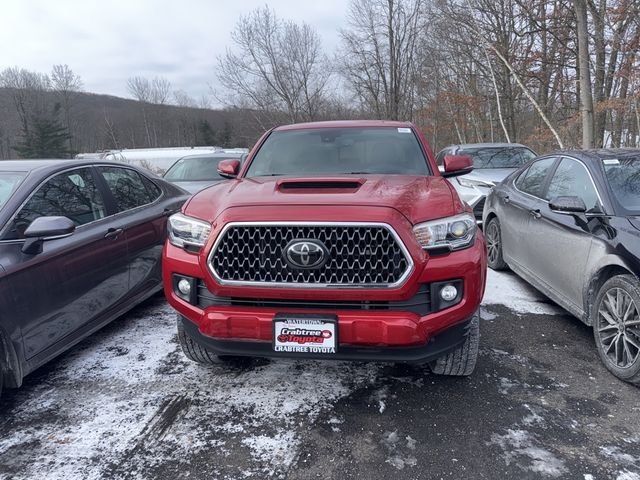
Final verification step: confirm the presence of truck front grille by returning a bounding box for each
[208,222,413,288]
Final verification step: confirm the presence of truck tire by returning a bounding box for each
[177,316,225,365]
[592,275,640,385]
[429,311,480,376]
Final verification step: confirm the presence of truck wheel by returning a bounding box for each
[429,311,480,377]
[592,275,640,385]
[177,316,225,365]
[485,217,508,271]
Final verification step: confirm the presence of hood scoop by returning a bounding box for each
[276,177,364,193]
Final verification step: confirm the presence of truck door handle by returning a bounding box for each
[104,228,123,239]
[529,209,541,219]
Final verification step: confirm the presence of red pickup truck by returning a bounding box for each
[163,120,487,376]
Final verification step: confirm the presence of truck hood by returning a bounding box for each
[185,175,457,225]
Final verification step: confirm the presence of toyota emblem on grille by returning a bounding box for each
[284,239,329,269]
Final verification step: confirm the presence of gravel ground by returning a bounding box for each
[0,270,638,480]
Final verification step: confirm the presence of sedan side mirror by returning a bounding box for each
[549,196,587,214]
[22,216,75,255]
[441,155,474,178]
[217,159,241,179]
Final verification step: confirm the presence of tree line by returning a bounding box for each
[2,0,639,159]
[0,67,253,159]
[218,0,640,152]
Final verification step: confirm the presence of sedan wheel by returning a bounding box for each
[593,275,640,384]
[485,218,507,270]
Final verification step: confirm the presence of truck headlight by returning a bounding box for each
[413,213,476,251]
[457,177,494,189]
[168,213,211,249]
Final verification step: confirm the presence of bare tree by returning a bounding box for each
[339,0,425,121]
[0,67,50,136]
[172,89,197,108]
[217,6,332,124]
[127,76,153,144]
[50,64,83,151]
[574,0,594,148]
[151,76,171,105]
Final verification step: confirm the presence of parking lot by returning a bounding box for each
[0,270,638,480]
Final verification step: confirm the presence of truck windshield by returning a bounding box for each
[245,127,430,177]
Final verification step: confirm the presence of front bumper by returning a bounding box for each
[179,312,474,363]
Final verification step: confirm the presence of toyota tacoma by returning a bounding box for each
[163,120,487,376]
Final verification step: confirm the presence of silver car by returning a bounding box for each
[163,152,246,194]
[435,143,536,222]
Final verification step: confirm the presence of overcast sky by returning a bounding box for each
[1,0,348,104]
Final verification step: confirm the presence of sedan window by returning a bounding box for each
[98,167,160,212]
[514,157,556,198]
[602,157,640,215]
[164,156,238,182]
[4,168,106,240]
[546,158,601,212]
[0,172,26,211]
[459,147,536,169]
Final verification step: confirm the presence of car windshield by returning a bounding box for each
[245,127,430,177]
[164,156,238,182]
[0,172,26,211]
[602,157,640,215]
[459,147,536,169]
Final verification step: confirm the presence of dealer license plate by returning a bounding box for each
[273,314,337,354]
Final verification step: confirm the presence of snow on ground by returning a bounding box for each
[483,269,562,315]
[0,300,381,480]
[0,270,632,479]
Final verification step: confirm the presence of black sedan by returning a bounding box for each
[0,160,188,397]
[483,149,640,384]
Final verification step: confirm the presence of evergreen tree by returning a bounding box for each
[13,104,73,158]
[196,120,217,146]
[219,121,233,148]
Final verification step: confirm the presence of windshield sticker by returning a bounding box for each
[603,159,620,165]
[397,128,411,133]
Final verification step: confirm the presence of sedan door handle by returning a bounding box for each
[162,208,177,217]
[104,228,124,240]
[529,209,542,219]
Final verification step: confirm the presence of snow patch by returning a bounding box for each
[483,269,561,315]
[491,429,566,477]
[617,471,640,480]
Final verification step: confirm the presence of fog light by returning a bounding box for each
[177,278,192,296]
[440,284,458,302]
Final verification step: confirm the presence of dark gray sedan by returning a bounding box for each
[483,149,640,384]
[0,160,188,397]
